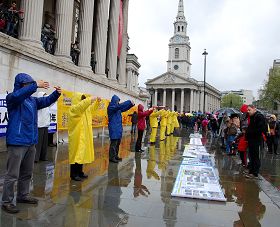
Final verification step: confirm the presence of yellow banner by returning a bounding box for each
[57,90,73,130]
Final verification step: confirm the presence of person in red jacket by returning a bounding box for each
[135,105,154,152]
[234,126,248,167]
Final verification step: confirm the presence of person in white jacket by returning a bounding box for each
[35,92,51,162]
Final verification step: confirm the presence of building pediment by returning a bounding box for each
[145,72,197,86]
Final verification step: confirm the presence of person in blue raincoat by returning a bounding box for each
[1,73,61,214]
[107,95,134,163]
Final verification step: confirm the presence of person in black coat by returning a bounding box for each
[266,114,280,155]
[245,105,266,179]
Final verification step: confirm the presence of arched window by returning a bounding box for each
[181,26,184,32]
[178,26,180,32]
[175,48,179,59]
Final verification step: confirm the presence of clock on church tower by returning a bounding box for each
[167,0,191,78]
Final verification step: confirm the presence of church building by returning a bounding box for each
[146,0,221,113]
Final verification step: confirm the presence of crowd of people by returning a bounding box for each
[1,72,279,214]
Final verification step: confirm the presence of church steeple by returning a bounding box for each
[177,0,185,20]
[174,0,187,36]
[167,0,191,78]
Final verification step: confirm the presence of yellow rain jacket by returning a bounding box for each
[149,110,162,128]
[160,110,168,127]
[173,112,180,128]
[68,94,100,164]
[167,111,173,125]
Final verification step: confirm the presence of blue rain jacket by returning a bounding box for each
[107,95,134,140]
[6,73,60,146]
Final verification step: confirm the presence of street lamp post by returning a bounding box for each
[202,49,208,114]
[148,87,154,108]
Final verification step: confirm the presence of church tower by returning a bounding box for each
[167,0,191,78]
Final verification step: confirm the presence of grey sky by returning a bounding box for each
[128,0,280,97]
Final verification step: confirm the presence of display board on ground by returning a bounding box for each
[183,145,210,158]
[189,137,203,146]
[171,165,226,202]
[182,157,214,167]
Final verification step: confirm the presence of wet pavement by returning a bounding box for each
[0,129,279,227]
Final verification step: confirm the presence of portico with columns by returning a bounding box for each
[146,0,221,112]
[0,0,140,94]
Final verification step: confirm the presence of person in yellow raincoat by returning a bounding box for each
[166,111,173,135]
[171,112,180,134]
[149,109,162,143]
[68,93,101,181]
[160,109,168,141]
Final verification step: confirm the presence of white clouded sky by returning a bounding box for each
[127,0,280,97]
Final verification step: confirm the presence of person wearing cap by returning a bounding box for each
[2,73,61,214]
[267,114,279,155]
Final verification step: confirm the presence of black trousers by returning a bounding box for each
[135,130,144,152]
[35,127,48,162]
[267,136,278,154]
[70,163,84,178]
[131,124,137,134]
[109,139,121,160]
[248,141,261,176]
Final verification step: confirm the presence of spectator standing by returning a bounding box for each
[267,114,279,155]
[35,92,51,163]
[1,73,61,214]
[129,111,138,134]
[245,105,266,179]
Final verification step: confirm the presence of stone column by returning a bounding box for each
[194,90,197,112]
[163,89,167,106]
[172,89,175,111]
[118,0,129,86]
[106,0,121,81]
[94,0,110,76]
[154,89,158,106]
[55,0,74,60]
[78,0,95,68]
[190,89,194,113]
[193,90,196,112]
[19,0,44,48]
[127,68,132,90]
[180,89,184,113]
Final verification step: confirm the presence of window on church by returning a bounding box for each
[178,26,180,32]
[182,26,184,32]
[175,48,179,59]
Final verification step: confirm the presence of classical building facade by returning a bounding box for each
[146,0,221,113]
[0,0,142,102]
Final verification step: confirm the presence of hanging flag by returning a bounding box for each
[117,0,124,57]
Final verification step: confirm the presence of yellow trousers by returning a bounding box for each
[171,124,175,134]
[150,127,157,143]
[166,124,171,135]
[160,126,166,140]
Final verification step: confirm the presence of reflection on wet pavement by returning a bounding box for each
[0,129,279,226]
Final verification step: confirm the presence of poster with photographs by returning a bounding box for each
[189,137,203,146]
[183,145,209,158]
[189,133,202,139]
[181,157,214,167]
[171,165,226,202]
